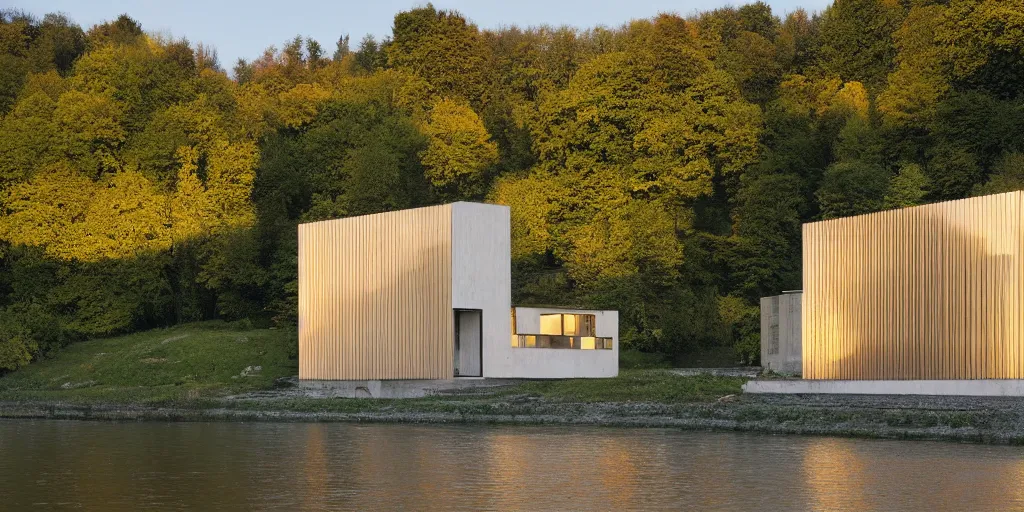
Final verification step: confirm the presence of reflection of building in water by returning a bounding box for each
[300,424,329,510]
[802,438,870,511]
[760,192,1024,383]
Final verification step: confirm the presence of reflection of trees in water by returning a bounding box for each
[805,192,1024,379]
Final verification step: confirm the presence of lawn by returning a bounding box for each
[0,321,297,404]
[0,322,745,408]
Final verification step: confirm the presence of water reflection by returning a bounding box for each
[1,420,1023,511]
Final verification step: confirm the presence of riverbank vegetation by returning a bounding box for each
[1,1,1024,371]
[0,321,742,404]
[3,323,1023,444]
[0,322,296,403]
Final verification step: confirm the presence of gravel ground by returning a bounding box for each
[670,368,762,378]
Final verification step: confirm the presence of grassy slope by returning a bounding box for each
[0,322,298,404]
[2,325,1021,444]
[0,322,745,406]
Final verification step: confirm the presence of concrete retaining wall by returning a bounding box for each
[744,379,1024,397]
[298,378,519,398]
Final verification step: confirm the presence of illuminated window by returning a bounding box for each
[513,313,611,350]
[539,314,563,335]
[538,314,596,336]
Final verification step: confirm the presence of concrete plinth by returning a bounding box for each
[744,379,1024,397]
[298,378,519,398]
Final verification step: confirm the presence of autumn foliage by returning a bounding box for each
[1,1,1024,370]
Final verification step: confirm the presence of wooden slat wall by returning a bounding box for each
[298,205,453,380]
[803,191,1024,380]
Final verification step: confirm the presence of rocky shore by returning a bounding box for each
[4,389,1024,445]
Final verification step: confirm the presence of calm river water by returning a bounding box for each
[2,420,1023,511]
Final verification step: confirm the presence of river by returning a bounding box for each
[1,420,1022,510]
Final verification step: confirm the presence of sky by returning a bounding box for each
[9,0,834,69]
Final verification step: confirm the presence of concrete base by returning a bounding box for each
[744,379,1024,397]
[298,378,520,398]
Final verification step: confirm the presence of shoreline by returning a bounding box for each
[3,394,1023,445]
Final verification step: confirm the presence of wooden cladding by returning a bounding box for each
[298,205,454,380]
[803,192,1024,380]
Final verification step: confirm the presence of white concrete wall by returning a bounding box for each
[744,379,1024,397]
[760,292,802,374]
[450,202,512,379]
[493,307,619,378]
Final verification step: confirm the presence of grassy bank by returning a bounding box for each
[0,322,298,404]
[0,322,745,406]
[3,323,1024,445]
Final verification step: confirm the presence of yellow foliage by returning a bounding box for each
[563,200,683,284]
[276,83,331,128]
[170,146,210,242]
[489,173,562,259]
[0,163,96,254]
[72,169,171,260]
[0,166,170,261]
[19,71,67,102]
[830,81,870,119]
[204,140,258,229]
[877,4,949,129]
[54,90,125,146]
[420,98,498,195]
[0,138,258,262]
[777,75,870,120]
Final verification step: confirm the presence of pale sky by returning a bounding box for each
[9,0,833,69]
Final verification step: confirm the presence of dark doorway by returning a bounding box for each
[454,309,482,377]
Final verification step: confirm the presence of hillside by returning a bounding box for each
[0,322,297,404]
[4,2,1024,370]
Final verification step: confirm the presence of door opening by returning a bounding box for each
[454,309,482,377]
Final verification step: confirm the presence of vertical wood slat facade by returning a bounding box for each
[803,191,1024,380]
[298,205,453,380]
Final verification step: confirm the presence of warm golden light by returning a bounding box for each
[564,314,578,335]
[539,314,563,335]
[803,192,1024,379]
[581,336,596,350]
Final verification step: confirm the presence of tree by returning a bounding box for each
[387,5,491,103]
[85,14,143,49]
[884,163,929,209]
[353,35,383,73]
[927,143,982,200]
[420,98,498,199]
[6,2,1024,369]
[817,160,889,219]
[877,4,949,134]
[333,35,350,61]
[818,0,905,90]
[731,172,804,299]
[940,0,1024,99]
[973,152,1024,196]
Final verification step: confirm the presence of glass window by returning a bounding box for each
[511,335,539,348]
[513,312,611,349]
[563,314,578,335]
[539,314,563,335]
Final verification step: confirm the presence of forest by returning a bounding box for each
[0,0,1022,370]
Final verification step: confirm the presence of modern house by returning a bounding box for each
[749,191,1024,395]
[297,202,618,382]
